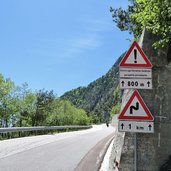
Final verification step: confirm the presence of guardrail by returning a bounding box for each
[0,125,92,133]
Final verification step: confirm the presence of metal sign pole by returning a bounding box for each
[134,133,137,171]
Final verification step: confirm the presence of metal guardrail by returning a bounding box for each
[0,125,92,133]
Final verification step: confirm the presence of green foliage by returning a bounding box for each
[31,90,55,126]
[109,85,121,118]
[13,83,37,127]
[0,74,14,127]
[89,113,101,124]
[110,0,141,38]
[110,0,171,48]
[110,103,121,118]
[133,0,171,48]
[0,73,91,128]
[46,99,91,126]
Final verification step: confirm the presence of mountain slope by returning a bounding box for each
[61,53,125,121]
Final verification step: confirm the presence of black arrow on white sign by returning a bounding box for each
[148,124,152,131]
[121,81,125,87]
[121,123,124,129]
[129,124,131,129]
[147,81,151,87]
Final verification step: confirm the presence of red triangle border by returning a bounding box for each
[119,41,152,68]
[118,90,154,121]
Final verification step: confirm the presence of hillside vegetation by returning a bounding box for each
[61,53,124,122]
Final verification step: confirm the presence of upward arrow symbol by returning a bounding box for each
[121,81,125,87]
[147,81,151,87]
[129,124,131,129]
[148,124,152,131]
[121,123,124,129]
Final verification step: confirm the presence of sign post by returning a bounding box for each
[118,41,154,171]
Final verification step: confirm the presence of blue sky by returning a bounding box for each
[0,0,132,96]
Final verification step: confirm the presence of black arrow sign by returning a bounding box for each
[121,123,124,129]
[147,81,151,87]
[121,81,125,87]
[129,124,131,129]
[148,124,152,131]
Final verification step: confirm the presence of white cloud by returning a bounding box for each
[81,18,113,32]
[60,35,102,59]
[54,17,112,62]
[46,17,113,63]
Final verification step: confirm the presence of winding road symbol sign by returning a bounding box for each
[118,90,154,121]
[119,41,152,68]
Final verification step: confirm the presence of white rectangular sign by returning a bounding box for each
[119,78,152,89]
[118,121,154,133]
[119,68,152,79]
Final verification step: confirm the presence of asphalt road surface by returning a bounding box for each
[0,124,116,171]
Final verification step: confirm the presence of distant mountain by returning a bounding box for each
[61,53,125,121]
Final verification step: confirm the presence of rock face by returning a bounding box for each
[120,31,171,171]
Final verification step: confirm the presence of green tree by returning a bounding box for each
[0,74,14,127]
[47,99,91,126]
[110,103,121,118]
[110,0,171,48]
[13,83,36,127]
[110,85,121,118]
[32,90,55,126]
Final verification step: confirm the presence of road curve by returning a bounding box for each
[0,124,116,171]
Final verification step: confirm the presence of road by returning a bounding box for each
[0,124,116,171]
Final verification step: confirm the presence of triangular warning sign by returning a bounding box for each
[119,41,152,68]
[118,90,154,121]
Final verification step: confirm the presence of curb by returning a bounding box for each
[74,133,114,171]
[99,138,114,171]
